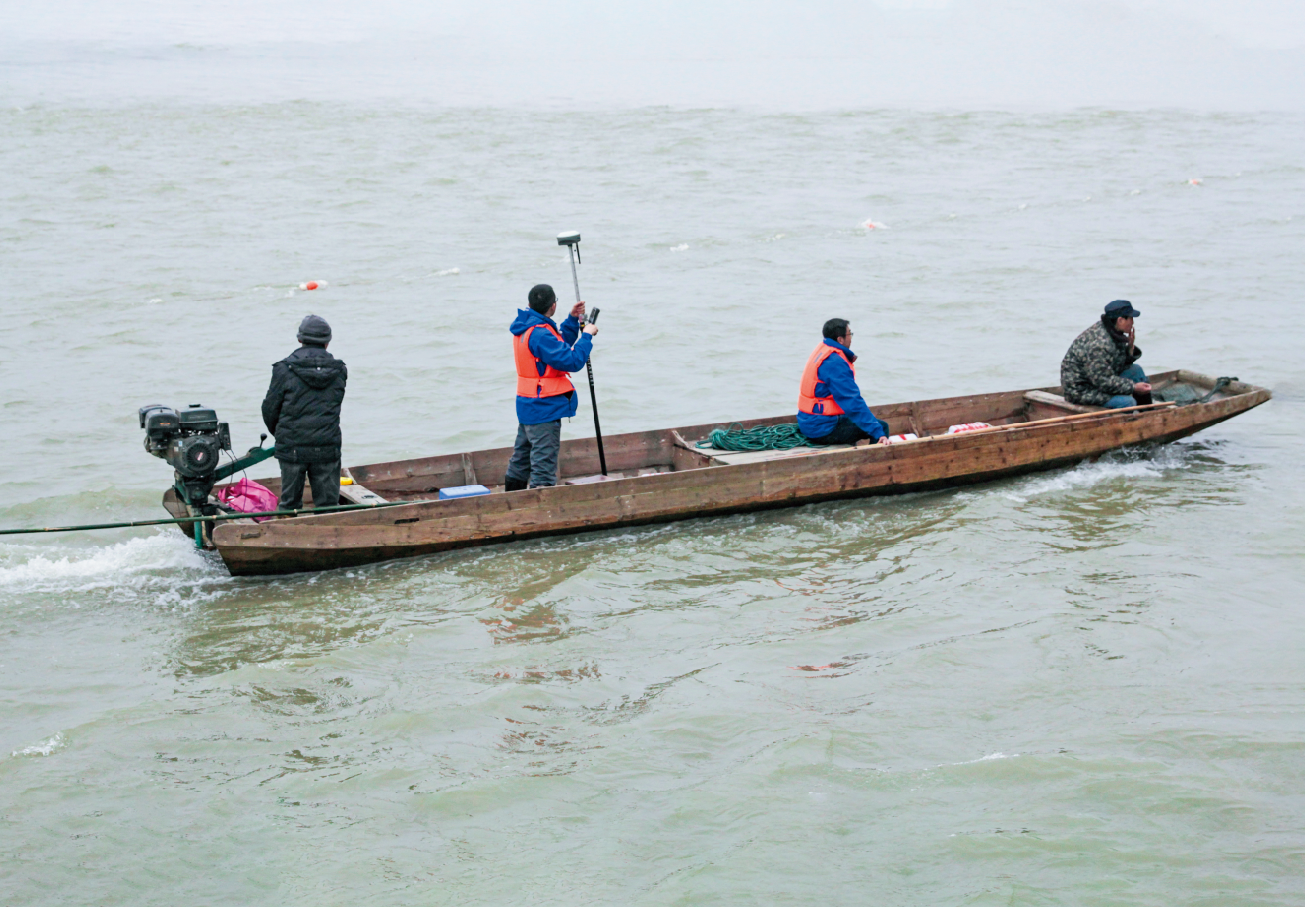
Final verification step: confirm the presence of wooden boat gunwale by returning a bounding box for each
[171,369,1268,575]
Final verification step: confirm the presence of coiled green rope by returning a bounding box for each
[695,422,815,451]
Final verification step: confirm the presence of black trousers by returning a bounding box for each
[806,416,888,446]
[277,458,341,509]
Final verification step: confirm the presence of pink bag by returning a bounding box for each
[216,478,280,522]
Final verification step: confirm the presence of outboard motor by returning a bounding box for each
[139,403,234,510]
[139,402,276,548]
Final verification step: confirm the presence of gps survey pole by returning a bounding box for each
[557,231,608,476]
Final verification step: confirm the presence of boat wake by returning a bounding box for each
[1001,443,1201,502]
[0,532,232,606]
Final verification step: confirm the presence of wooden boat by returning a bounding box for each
[162,369,1268,576]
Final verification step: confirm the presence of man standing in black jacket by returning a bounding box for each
[261,315,348,510]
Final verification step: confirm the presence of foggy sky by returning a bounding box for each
[3,0,1304,108]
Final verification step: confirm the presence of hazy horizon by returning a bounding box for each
[3,0,1304,110]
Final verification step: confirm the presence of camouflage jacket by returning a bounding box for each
[1059,319,1142,406]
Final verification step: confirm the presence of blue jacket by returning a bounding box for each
[796,339,886,440]
[510,308,594,425]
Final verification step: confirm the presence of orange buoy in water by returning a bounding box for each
[298,280,327,291]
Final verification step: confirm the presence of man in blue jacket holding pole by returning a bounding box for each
[796,318,890,446]
[505,284,599,490]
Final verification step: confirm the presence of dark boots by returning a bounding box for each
[1133,389,1153,406]
[504,475,528,492]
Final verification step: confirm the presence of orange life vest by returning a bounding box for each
[514,323,576,398]
[797,343,853,416]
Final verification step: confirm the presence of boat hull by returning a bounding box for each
[204,372,1269,576]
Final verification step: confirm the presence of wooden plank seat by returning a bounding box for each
[338,481,388,506]
[688,444,855,467]
[293,479,389,510]
[564,468,668,485]
[1024,390,1102,421]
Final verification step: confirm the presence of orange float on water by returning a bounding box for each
[298,280,327,291]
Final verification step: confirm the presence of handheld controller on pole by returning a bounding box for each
[557,231,608,477]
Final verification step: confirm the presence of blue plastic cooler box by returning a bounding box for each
[438,484,491,500]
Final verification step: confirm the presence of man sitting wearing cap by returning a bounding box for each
[1060,300,1152,408]
[261,314,348,510]
[505,284,599,490]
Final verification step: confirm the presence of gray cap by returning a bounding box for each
[297,314,332,345]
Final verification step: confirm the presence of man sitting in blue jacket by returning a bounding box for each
[796,318,889,446]
[505,284,599,490]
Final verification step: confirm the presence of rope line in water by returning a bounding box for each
[695,422,815,451]
[0,499,433,537]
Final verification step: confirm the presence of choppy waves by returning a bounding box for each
[10,731,67,758]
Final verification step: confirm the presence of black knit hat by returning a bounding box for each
[297,314,332,345]
[528,284,557,314]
